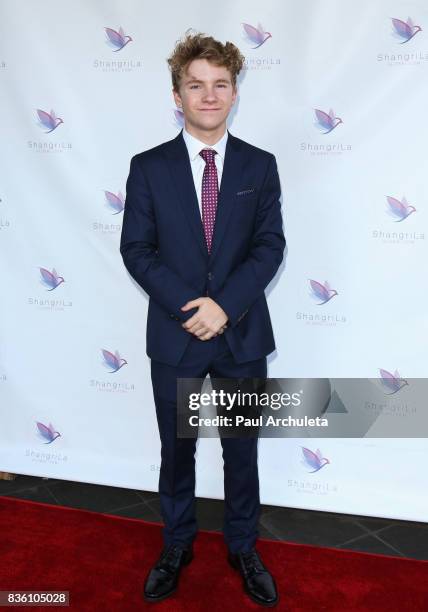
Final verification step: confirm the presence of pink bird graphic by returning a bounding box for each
[104,26,133,51]
[391,17,422,43]
[309,280,338,305]
[102,349,128,373]
[386,196,416,222]
[36,421,61,444]
[104,190,125,214]
[301,447,330,472]
[39,267,65,291]
[36,109,64,133]
[242,23,272,48]
[314,109,343,134]
[379,369,409,395]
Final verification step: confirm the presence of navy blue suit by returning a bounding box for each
[120,129,285,553]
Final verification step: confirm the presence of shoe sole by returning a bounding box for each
[228,556,279,608]
[144,587,177,604]
[143,551,194,603]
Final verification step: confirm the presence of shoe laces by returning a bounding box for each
[239,550,266,575]
[159,545,187,569]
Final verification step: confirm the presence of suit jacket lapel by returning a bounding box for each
[164,130,208,259]
[209,130,243,263]
[164,129,244,263]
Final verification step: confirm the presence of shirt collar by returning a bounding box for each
[182,126,228,162]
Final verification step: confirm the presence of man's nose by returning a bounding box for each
[202,88,218,101]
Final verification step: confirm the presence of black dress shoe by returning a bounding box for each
[143,543,193,602]
[228,548,279,607]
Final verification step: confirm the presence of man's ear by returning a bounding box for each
[173,88,182,108]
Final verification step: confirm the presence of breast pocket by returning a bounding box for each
[233,193,258,230]
[235,190,258,206]
[235,191,258,208]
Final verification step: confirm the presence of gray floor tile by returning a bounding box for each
[107,502,163,522]
[46,480,142,513]
[260,507,367,547]
[337,533,405,557]
[3,485,58,505]
[0,474,58,494]
[373,524,428,560]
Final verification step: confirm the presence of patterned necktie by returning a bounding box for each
[199,148,218,254]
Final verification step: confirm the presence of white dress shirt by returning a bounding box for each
[182,126,228,217]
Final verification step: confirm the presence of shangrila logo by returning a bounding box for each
[379,369,409,395]
[300,107,350,155]
[301,447,330,472]
[296,279,345,325]
[104,190,124,214]
[93,25,141,72]
[39,267,65,291]
[242,23,272,48]
[90,348,134,392]
[386,195,416,221]
[104,27,133,51]
[102,349,128,373]
[391,17,422,44]
[309,280,338,305]
[240,22,280,71]
[371,194,423,244]
[36,421,61,444]
[314,109,343,134]
[377,17,427,65]
[36,109,64,133]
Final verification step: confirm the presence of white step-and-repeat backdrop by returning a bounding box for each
[1,1,427,522]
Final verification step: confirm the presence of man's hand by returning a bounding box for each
[181,297,228,341]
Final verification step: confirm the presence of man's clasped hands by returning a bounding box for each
[181,297,228,341]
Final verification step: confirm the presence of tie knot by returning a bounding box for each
[199,148,217,163]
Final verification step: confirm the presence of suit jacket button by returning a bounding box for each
[169,314,175,318]
[207,272,213,280]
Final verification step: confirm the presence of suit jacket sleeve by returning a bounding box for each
[120,155,200,321]
[215,154,285,328]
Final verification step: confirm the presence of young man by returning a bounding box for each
[120,31,285,607]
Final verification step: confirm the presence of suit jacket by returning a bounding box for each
[120,128,286,366]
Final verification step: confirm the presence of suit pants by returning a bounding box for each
[150,332,267,554]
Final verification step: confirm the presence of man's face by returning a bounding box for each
[173,58,237,133]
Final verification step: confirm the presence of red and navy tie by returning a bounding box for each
[199,148,218,254]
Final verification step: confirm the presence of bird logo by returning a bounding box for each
[102,349,128,373]
[379,369,409,395]
[386,196,416,222]
[309,280,338,305]
[104,191,125,214]
[314,109,343,134]
[36,422,61,444]
[391,17,422,43]
[104,26,133,51]
[39,268,65,291]
[36,109,64,133]
[242,23,272,48]
[301,447,330,472]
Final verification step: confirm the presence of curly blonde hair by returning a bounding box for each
[167,29,245,91]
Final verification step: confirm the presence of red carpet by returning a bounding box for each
[0,496,427,611]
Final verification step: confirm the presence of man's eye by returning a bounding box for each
[190,84,199,89]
